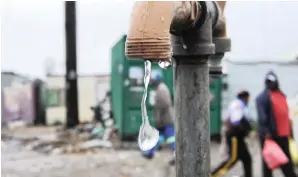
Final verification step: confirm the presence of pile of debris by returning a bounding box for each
[4,122,119,155]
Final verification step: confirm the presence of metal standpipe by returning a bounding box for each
[169,1,228,176]
[173,57,210,177]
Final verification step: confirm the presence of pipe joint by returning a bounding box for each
[208,38,231,77]
[208,2,231,78]
[170,1,220,57]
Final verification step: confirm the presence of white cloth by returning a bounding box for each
[227,99,248,125]
[266,74,277,82]
[220,99,249,157]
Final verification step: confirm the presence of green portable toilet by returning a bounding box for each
[111,35,222,140]
[209,77,222,141]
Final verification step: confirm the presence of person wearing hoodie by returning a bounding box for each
[142,73,176,165]
[256,71,297,177]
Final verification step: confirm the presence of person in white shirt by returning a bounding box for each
[212,90,252,177]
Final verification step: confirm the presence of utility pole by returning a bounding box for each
[65,1,79,128]
[170,2,229,176]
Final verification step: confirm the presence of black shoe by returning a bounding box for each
[157,146,163,151]
[168,157,175,166]
[142,153,154,160]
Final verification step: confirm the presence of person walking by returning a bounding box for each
[212,90,252,177]
[256,71,297,177]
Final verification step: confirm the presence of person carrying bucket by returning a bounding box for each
[142,73,176,166]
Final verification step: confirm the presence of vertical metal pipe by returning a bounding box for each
[174,57,210,177]
[65,1,79,128]
[171,2,214,176]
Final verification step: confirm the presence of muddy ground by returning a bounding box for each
[1,127,295,177]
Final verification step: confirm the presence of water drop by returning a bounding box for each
[180,37,187,49]
[138,60,159,151]
[138,119,159,151]
[158,60,172,69]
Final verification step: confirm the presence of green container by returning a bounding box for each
[111,35,222,140]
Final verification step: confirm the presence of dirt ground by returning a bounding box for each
[2,127,297,177]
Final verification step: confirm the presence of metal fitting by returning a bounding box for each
[209,38,231,78]
[209,52,225,78]
[170,1,220,57]
[208,2,231,78]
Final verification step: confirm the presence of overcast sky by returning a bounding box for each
[2,1,298,78]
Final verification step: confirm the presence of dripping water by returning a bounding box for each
[138,60,159,151]
[180,37,187,49]
[158,60,172,69]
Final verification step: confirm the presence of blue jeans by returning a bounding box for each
[143,124,175,156]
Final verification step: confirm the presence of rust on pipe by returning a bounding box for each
[126,2,171,60]
[214,1,227,37]
[217,1,226,13]
[180,1,201,20]
[209,1,231,77]
[125,1,202,61]
[125,1,176,62]
[170,1,202,36]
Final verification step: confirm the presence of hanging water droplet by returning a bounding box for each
[138,118,159,151]
[158,60,172,69]
[180,37,187,49]
[138,60,159,151]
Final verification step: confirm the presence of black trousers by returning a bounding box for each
[212,134,252,177]
[260,136,297,177]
